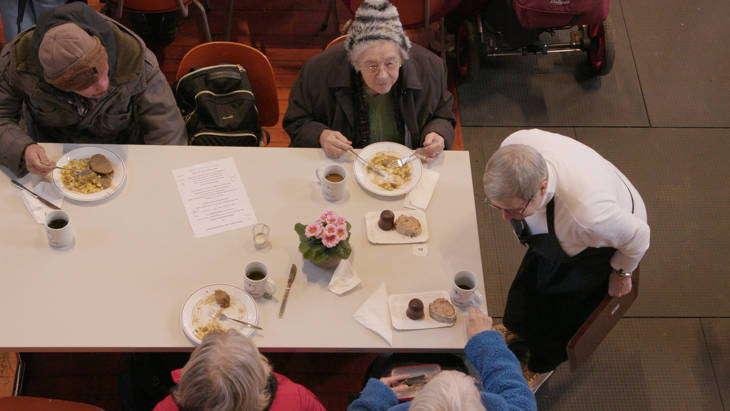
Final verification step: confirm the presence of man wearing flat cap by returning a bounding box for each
[284,0,454,160]
[0,2,186,177]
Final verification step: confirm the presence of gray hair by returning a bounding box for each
[409,370,486,411]
[483,144,547,202]
[348,39,410,69]
[174,329,272,411]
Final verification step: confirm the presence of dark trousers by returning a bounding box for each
[503,252,609,373]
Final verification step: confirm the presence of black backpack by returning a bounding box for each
[174,64,268,146]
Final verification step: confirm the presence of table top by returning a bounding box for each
[0,144,485,352]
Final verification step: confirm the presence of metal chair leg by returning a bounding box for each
[192,0,212,42]
[225,0,235,41]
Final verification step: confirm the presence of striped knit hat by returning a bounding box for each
[346,0,411,60]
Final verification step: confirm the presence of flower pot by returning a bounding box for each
[308,255,342,270]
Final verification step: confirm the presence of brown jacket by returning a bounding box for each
[0,3,185,176]
[283,42,455,149]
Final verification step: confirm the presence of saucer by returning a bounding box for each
[450,288,483,310]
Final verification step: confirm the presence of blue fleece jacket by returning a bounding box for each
[347,330,536,411]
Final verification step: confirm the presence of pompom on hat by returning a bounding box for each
[346,0,411,61]
[38,23,108,92]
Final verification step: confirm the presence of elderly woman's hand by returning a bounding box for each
[24,144,56,175]
[421,132,445,162]
[466,306,493,340]
[319,129,353,159]
[379,375,410,394]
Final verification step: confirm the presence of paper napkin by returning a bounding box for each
[20,181,63,223]
[328,259,362,295]
[353,283,392,345]
[406,168,440,210]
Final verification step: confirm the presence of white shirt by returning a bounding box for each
[502,129,650,273]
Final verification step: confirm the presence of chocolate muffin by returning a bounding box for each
[378,210,395,230]
[406,298,424,320]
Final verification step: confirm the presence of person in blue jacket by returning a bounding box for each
[348,307,536,411]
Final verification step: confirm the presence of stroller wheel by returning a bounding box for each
[587,17,615,76]
[456,19,480,83]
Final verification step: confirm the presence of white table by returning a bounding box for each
[0,144,485,352]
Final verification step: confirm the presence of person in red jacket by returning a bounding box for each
[153,329,325,411]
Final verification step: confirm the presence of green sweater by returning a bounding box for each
[365,90,402,144]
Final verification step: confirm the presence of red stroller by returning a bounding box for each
[454,0,615,82]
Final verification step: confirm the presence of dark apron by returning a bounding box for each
[503,199,615,373]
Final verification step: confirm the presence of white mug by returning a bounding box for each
[243,261,277,299]
[451,270,483,308]
[315,164,347,201]
[44,210,74,248]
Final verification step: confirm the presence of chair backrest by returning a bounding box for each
[107,0,194,13]
[176,42,279,127]
[0,396,104,411]
[566,266,641,371]
[344,0,461,28]
[325,35,348,50]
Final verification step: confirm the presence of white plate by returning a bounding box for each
[388,290,455,330]
[181,284,259,345]
[52,146,126,202]
[365,209,429,244]
[353,142,423,197]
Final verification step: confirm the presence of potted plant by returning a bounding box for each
[294,210,352,269]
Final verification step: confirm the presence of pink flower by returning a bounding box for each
[335,224,348,240]
[305,222,323,238]
[335,216,346,226]
[322,234,339,248]
[320,210,336,223]
[323,223,338,236]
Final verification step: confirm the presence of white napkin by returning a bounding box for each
[328,259,362,295]
[353,283,392,345]
[406,168,440,210]
[20,182,63,223]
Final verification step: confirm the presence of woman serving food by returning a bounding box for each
[283,0,455,160]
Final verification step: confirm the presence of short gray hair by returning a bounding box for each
[409,370,486,411]
[174,329,272,411]
[483,144,547,202]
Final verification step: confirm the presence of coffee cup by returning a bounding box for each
[243,261,277,299]
[315,164,347,201]
[44,210,74,248]
[450,270,483,308]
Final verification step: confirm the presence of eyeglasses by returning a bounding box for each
[486,194,533,216]
[361,59,401,75]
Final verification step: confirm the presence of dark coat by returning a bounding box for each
[0,3,186,176]
[283,42,455,150]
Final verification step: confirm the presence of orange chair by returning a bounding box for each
[0,396,103,411]
[109,0,212,42]
[176,42,279,128]
[325,35,347,50]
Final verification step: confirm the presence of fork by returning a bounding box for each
[54,166,93,176]
[218,312,263,330]
[395,147,427,168]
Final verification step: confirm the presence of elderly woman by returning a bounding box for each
[283,0,455,160]
[153,329,325,411]
[348,307,536,411]
[483,129,650,392]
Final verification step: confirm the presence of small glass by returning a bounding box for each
[252,223,270,249]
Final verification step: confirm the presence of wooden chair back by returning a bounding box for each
[107,0,193,13]
[344,0,461,28]
[0,396,104,411]
[325,35,348,50]
[566,266,641,371]
[176,42,279,127]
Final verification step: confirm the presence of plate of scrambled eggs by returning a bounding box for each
[353,142,423,197]
[181,284,259,345]
[52,146,126,201]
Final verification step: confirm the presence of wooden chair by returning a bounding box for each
[176,42,279,128]
[0,396,103,411]
[325,35,347,50]
[567,266,641,371]
[108,0,212,42]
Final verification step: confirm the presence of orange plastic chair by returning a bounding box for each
[108,0,212,42]
[176,42,279,128]
[325,35,347,50]
[0,396,104,411]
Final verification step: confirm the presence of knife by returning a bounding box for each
[349,149,387,177]
[10,179,61,210]
[279,264,297,318]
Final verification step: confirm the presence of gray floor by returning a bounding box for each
[457,0,729,409]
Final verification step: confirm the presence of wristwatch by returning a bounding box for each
[614,268,632,278]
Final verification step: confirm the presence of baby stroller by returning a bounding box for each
[453,0,615,82]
